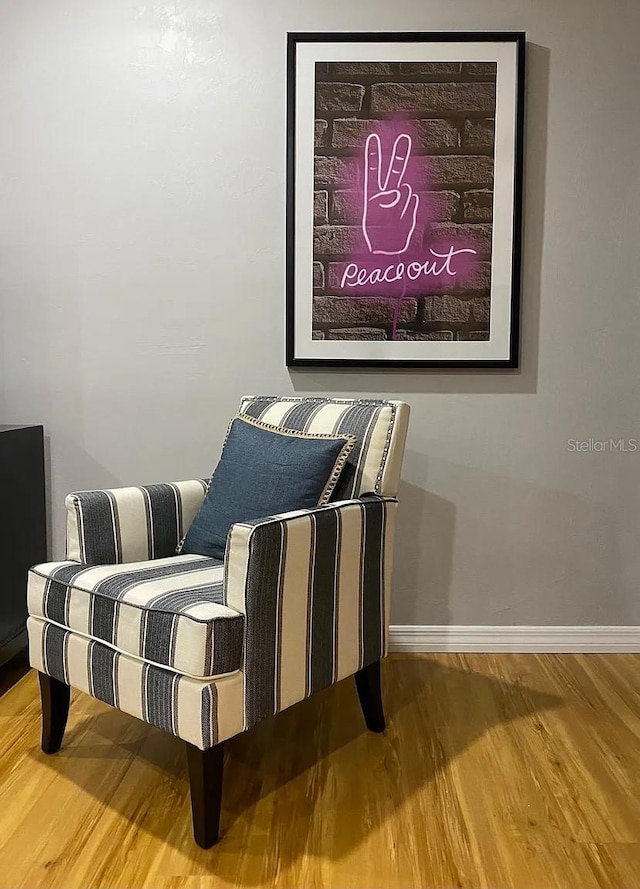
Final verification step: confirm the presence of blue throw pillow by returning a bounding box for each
[180,415,355,560]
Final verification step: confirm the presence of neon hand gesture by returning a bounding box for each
[362,132,419,256]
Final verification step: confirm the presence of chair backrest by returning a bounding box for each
[239,396,410,499]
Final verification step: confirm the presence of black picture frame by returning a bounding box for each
[286,31,526,369]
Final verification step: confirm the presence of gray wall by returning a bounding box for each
[1,0,639,626]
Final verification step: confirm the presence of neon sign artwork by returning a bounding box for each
[335,120,480,340]
[287,37,525,368]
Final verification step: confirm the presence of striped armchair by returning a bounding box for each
[27,396,409,847]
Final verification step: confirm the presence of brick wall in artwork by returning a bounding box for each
[312,61,497,343]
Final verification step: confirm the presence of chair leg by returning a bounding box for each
[38,672,70,754]
[355,659,386,733]
[185,741,225,848]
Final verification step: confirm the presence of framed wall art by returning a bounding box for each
[286,31,525,368]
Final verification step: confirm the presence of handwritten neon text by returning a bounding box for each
[340,247,478,289]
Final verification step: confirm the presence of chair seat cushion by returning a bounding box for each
[27,555,244,679]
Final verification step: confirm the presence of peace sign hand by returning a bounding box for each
[362,132,419,256]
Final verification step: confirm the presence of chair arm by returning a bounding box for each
[224,495,398,728]
[65,479,207,565]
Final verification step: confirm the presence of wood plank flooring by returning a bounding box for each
[1,652,639,888]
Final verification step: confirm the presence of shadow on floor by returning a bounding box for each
[24,654,563,879]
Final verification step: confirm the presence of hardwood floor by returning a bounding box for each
[1,652,639,888]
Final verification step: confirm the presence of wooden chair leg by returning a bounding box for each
[355,659,386,733]
[38,672,70,754]
[185,741,225,848]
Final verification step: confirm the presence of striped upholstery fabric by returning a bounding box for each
[28,396,409,753]
[29,495,398,747]
[239,397,409,500]
[28,617,245,749]
[66,480,207,565]
[28,555,244,678]
[225,495,397,729]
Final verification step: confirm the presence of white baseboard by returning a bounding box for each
[389,625,640,653]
